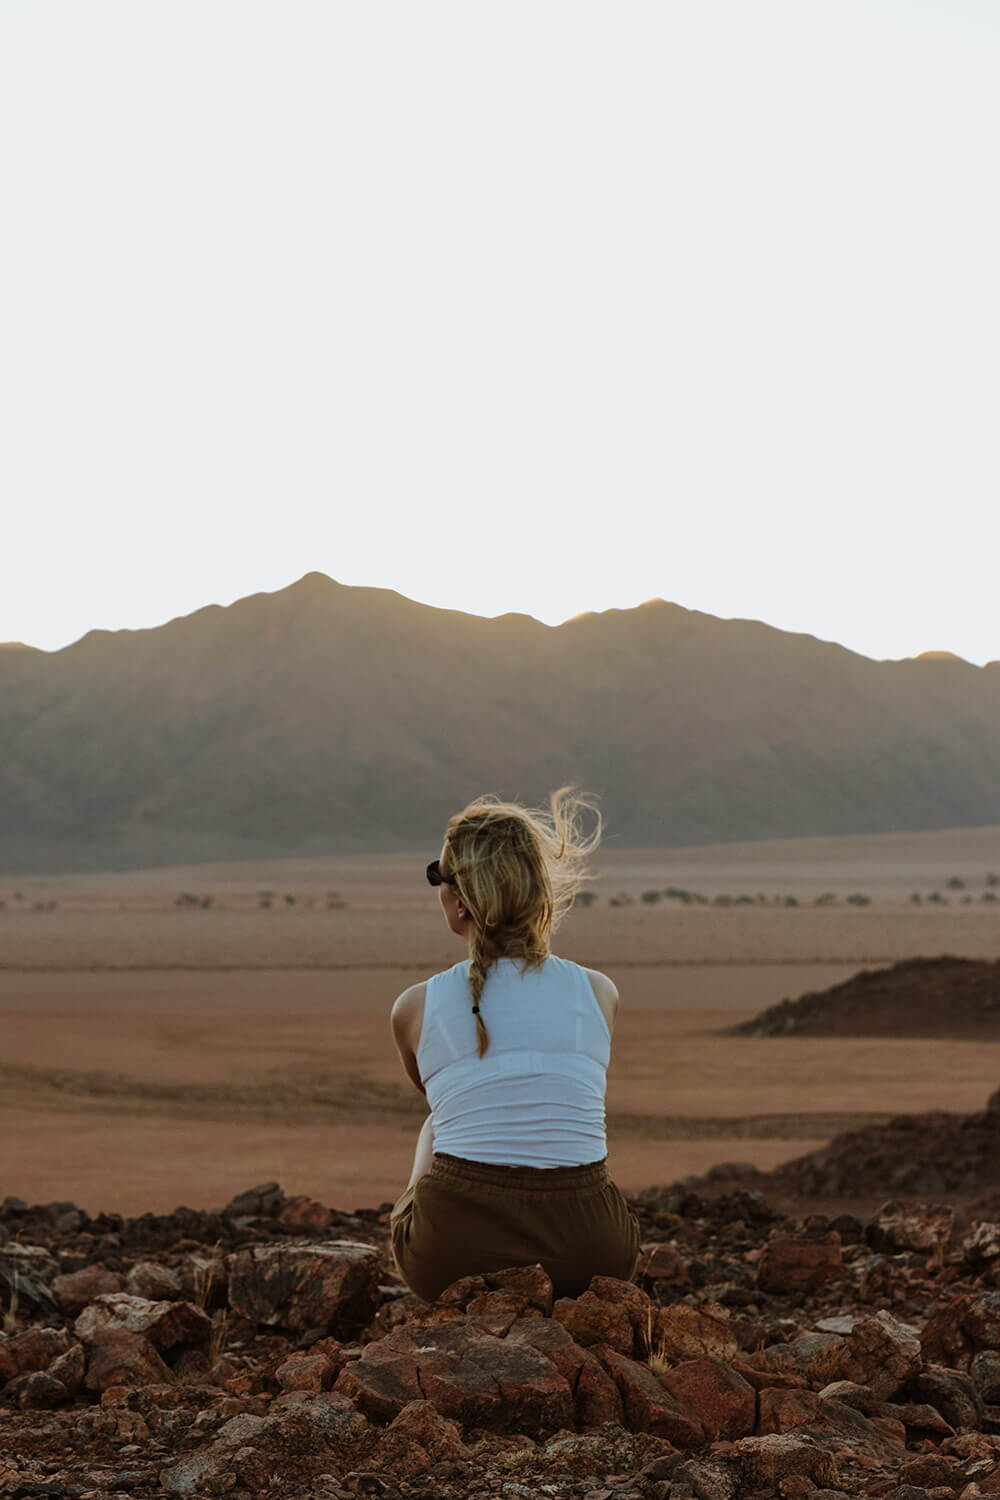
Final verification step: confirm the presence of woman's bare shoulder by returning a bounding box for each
[580,966,620,1006]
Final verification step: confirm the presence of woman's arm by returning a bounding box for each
[390,984,427,1096]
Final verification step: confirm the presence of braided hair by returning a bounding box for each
[441,785,602,1058]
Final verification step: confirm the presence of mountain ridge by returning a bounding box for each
[1,571,998,874]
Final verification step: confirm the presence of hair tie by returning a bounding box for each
[472,1005,480,1014]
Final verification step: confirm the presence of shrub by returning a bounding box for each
[983,892,999,904]
[927,891,946,904]
[574,890,598,907]
[910,893,922,903]
[846,893,871,906]
[946,877,966,890]
[641,890,662,904]
[259,898,272,909]
[284,894,296,905]
[785,896,798,907]
[814,892,837,905]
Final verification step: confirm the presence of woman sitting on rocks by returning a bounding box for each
[389,785,639,1301]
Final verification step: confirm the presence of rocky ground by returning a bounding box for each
[6,1163,1000,1500]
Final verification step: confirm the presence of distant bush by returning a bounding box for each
[284,894,296,905]
[846,893,872,906]
[713,894,733,906]
[326,898,347,909]
[735,895,755,904]
[814,892,837,905]
[609,892,633,907]
[258,890,275,898]
[175,892,202,907]
[983,892,999,904]
[927,891,946,904]
[946,877,966,890]
[785,896,798,907]
[961,895,974,904]
[574,890,599,908]
[641,890,662,904]
[259,898,272,909]
[987,873,1000,887]
[910,893,922,904]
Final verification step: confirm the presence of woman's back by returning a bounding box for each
[417,952,610,1168]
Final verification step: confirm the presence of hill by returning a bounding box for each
[2,571,1000,873]
[727,956,1000,1039]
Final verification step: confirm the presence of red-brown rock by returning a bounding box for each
[755,1232,842,1295]
[124,1261,183,1301]
[275,1351,335,1391]
[52,1265,124,1314]
[7,1344,86,1409]
[373,1399,471,1476]
[482,1264,553,1313]
[835,1310,922,1401]
[658,1354,756,1440]
[227,1240,380,1335]
[553,1291,634,1355]
[0,1326,70,1384]
[414,1322,574,1434]
[75,1293,212,1351]
[83,1327,175,1393]
[653,1302,738,1363]
[465,1290,535,1336]
[333,1331,423,1421]
[756,1386,823,1434]
[279,1195,336,1232]
[595,1345,706,1447]
[635,1242,691,1291]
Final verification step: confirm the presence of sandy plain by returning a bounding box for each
[2,824,998,1217]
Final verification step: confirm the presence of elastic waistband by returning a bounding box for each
[430,1151,609,1192]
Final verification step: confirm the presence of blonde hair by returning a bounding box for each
[440,784,602,1058]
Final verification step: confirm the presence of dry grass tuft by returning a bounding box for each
[209,1307,231,1366]
[2,1274,20,1333]
[807,1341,845,1387]
[641,1304,674,1375]
[193,1238,224,1311]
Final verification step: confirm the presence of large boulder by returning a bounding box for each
[334,1319,574,1436]
[227,1239,380,1335]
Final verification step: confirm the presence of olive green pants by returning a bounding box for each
[390,1150,641,1303]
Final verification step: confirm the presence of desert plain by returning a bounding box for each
[2,822,999,1219]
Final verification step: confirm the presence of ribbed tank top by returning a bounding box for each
[416,952,611,1168]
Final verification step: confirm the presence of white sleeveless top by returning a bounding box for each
[416,952,611,1168]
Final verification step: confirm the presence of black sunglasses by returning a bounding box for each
[426,858,459,888]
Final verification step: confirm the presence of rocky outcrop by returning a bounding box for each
[4,1181,1000,1497]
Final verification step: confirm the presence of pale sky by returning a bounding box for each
[2,2,997,664]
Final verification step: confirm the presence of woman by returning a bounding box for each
[389,784,640,1301]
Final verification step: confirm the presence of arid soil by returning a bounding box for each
[2,829,999,1219]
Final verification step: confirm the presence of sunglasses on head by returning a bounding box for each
[426,858,459,888]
